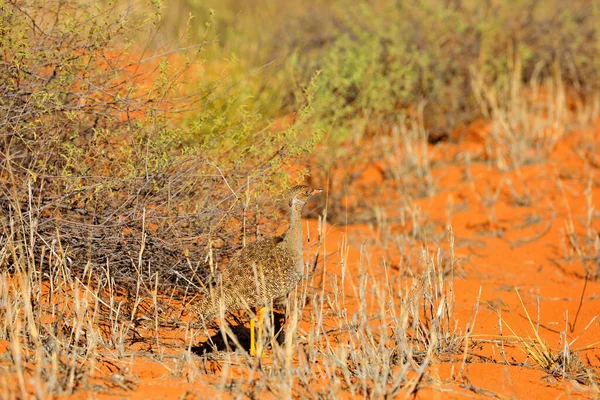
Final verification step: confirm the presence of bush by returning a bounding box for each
[0,0,317,298]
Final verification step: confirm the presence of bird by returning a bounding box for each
[192,184,322,356]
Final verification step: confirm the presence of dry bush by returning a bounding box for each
[0,0,316,329]
[0,1,319,395]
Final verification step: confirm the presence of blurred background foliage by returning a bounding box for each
[159,0,600,138]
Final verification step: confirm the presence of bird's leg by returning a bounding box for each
[274,293,295,345]
[249,306,267,357]
[272,306,286,345]
[257,306,266,357]
[249,308,256,356]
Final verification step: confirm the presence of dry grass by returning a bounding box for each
[0,169,474,397]
[497,290,597,385]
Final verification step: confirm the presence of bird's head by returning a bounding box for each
[286,185,322,207]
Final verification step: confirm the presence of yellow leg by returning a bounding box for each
[257,307,265,356]
[250,314,256,356]
[249,307,267,357]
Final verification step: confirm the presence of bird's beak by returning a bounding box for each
[311,188,323,195]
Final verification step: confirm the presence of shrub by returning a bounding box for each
[0,0,317,298]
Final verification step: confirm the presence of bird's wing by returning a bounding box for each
[223,236,282,275]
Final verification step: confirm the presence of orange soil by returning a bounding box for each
[2,118,599,399]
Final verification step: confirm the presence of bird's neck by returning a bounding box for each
[283,201,304,248]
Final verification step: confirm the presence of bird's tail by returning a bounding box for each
[190,295,221,321]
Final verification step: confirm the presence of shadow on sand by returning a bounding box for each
[192,310,286,356]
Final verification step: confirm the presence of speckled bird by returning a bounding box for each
[192,185,322,354]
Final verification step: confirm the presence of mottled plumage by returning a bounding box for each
[192,185,322,319]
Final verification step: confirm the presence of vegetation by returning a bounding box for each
[182,0,600,138]
[0,0,598,397]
